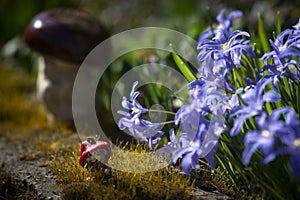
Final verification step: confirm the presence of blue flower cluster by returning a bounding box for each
[118,9,300,178]
[261,20,300,91]
[118,81,163,149]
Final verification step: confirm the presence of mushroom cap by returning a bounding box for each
[24,9,109,63]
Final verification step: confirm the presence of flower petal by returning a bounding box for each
[242,143,260,164]
[263,91,280,102]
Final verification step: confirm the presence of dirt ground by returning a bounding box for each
[0,137,61,199]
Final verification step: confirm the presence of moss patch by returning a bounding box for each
[50,145,194,200]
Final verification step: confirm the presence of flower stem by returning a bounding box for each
[160,120,175,126]
[148,109,176,115]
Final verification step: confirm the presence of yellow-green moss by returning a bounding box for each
[106,143,194,199]
[108,142,170,173]
[0,64,49,137]
[50,143,194,200]
[50,152,95,185]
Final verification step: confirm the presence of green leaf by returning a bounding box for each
[276,11,281,36]
[258,13,270,53]
[297,84,300,113]
[172,53,197,83]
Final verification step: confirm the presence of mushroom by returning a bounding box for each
[23,8,110,126]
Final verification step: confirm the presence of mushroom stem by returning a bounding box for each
[38,56,82,125]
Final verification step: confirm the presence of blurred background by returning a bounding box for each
[1,0,300,137]
[0,0,298,122]
[1,0,300,71]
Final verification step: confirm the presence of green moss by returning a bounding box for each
[108,142,169,173]
[0,65,49,137]
[106,143,194,199]
[50,143,194,200]
[50,152,95,185]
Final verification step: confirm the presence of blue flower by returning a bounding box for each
[260,29,300,90]
[157,93,223,174]
[261,29,294,61]
[197,10,255,92]
[175,106,208,135]
[120,81,148,118]
[160,77,229,174]
[229,76,280,136]
[156,129,179,154]
[169,121,216,175]
[198,57,224,89]
[244,108,300,179]
[271,109,300,179]
[242,108,289,164]
[174,80,210,134]
[118,115,164,149]
[118,81,164,149]
[175,79,230,133]
[198,30,254,70]
[198,29,254,92]
[198,9,243,41]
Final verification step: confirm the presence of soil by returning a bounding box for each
[0,137,61,199]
